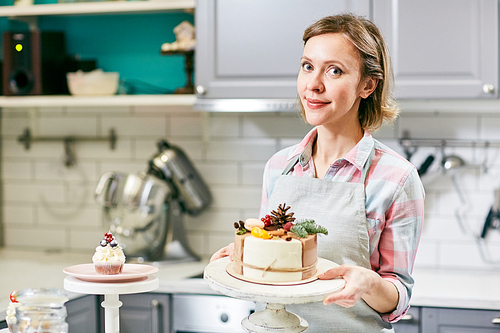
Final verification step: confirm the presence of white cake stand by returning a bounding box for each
[64,275,159,333]
[204,257,345,332]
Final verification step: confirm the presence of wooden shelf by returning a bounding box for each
[0,0,194,17]
[0,94,196,107]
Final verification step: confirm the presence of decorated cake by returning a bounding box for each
[92,232,126,275]
[5,291,20,333]
[233,203,327,283]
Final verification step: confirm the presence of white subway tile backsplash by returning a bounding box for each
[207,138,277,161]
[2,105,500,269]
[3,182,65,204]
[170,114,204,137]
[197,162,239,185]
[38,116,98,137]
[101,115,168,137]
[242,113,312,138]
[3,204,36,226]
[399,115,479,140]
[2,161,32,180]
[207,114,240,138]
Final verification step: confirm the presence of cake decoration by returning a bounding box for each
[231,203,328,283]
[92,232,126,275]
[5,291,20,332]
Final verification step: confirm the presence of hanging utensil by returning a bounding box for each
[481,188,500,238]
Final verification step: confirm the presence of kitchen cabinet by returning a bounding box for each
[194,0,370,103]
[0,1,195,108]
[119,293,170,333]
[391,306,421,333]
[421,307,500,332]
[372,0,498,99]
[65,295,100,333]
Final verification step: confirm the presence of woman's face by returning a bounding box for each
[297,33,375,129]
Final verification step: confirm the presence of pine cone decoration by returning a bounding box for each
[270,203,296,228]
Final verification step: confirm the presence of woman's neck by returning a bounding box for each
[312,125,364,178]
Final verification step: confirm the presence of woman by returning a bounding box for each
[211,13,424,332]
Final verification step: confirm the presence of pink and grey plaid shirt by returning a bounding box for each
[260,127,424,323]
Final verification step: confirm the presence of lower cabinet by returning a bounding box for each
[65,295,100,333]
[63,294,500,333]
[391,306,420,333]
[421,307,500,333]
[119,293,171,333]
[391,307,500,333]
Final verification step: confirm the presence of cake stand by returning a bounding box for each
[204,257,345,332]
[64,275,159,333]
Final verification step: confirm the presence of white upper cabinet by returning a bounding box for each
[195,0,370,101]
[373,0,498,99]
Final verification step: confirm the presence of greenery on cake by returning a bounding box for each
[290,220,328,238]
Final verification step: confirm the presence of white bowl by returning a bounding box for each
[67,69,119,96]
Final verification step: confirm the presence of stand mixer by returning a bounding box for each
[94,139,212,263]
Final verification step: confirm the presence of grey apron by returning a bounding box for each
[265,148,394,333]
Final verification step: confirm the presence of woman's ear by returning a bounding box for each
[360,77,379,99]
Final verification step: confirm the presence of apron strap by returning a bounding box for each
[360,148,375,184]
[281,155,301,175]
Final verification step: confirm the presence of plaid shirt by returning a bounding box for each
[260,128,424,322]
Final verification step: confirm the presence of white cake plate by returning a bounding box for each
[204,257,345,332]
[64,275,159,333]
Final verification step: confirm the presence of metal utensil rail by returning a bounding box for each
[17,127,117,167]
[399,137,500,160]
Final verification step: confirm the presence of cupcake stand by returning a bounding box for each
[204,257,345,333]
[63,264,159,333]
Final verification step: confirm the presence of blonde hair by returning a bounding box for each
[302,13,399,132]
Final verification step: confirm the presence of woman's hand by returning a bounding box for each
[209,243,235,263]
[318,264,398,313]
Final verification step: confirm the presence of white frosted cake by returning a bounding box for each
[232,203,326,283]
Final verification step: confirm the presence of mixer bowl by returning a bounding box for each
[95,171,172,229]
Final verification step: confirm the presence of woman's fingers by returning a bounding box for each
[209,243,235,262]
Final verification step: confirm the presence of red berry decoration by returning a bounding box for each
[283,222,294,231]
[10,290,18,303]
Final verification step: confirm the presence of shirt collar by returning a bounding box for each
[289,127,374,171]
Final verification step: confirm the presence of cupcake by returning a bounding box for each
[5,291,20,332]
[92,232,126,275]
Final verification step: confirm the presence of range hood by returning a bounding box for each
[193,98,300,112]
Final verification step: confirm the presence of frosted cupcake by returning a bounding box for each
[5,291,20,332]
[92,232,126,275]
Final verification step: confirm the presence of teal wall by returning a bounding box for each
[0,11,194,94]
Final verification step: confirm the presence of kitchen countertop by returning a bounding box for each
[1,248,500,315]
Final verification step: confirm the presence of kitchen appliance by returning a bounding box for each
[171,294,255,333]
[3,31,67,95]
[94,139,212,262]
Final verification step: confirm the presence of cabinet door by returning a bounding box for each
[421,307,500,332]
[195,0,370,99]
[120,293,170,333]
[373,0,498,99]
[391,306,420,333]
[66,295,99,333]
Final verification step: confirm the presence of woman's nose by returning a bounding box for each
[306,73,324,92]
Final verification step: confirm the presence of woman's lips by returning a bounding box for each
[305,98,330,109]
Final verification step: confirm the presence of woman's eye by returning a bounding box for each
[327,67,343,76]
[301,62,313,71]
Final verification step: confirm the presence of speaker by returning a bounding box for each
[3,31,66,96]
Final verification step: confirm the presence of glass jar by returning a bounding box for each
[12,288,69,333]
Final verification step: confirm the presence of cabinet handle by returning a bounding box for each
[483,84,495,94]
[196,85,207,95]
[492,317,500,325]
[151,299,162,333]
[400,314,413,321]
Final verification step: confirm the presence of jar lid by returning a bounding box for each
[16,288,68,307]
